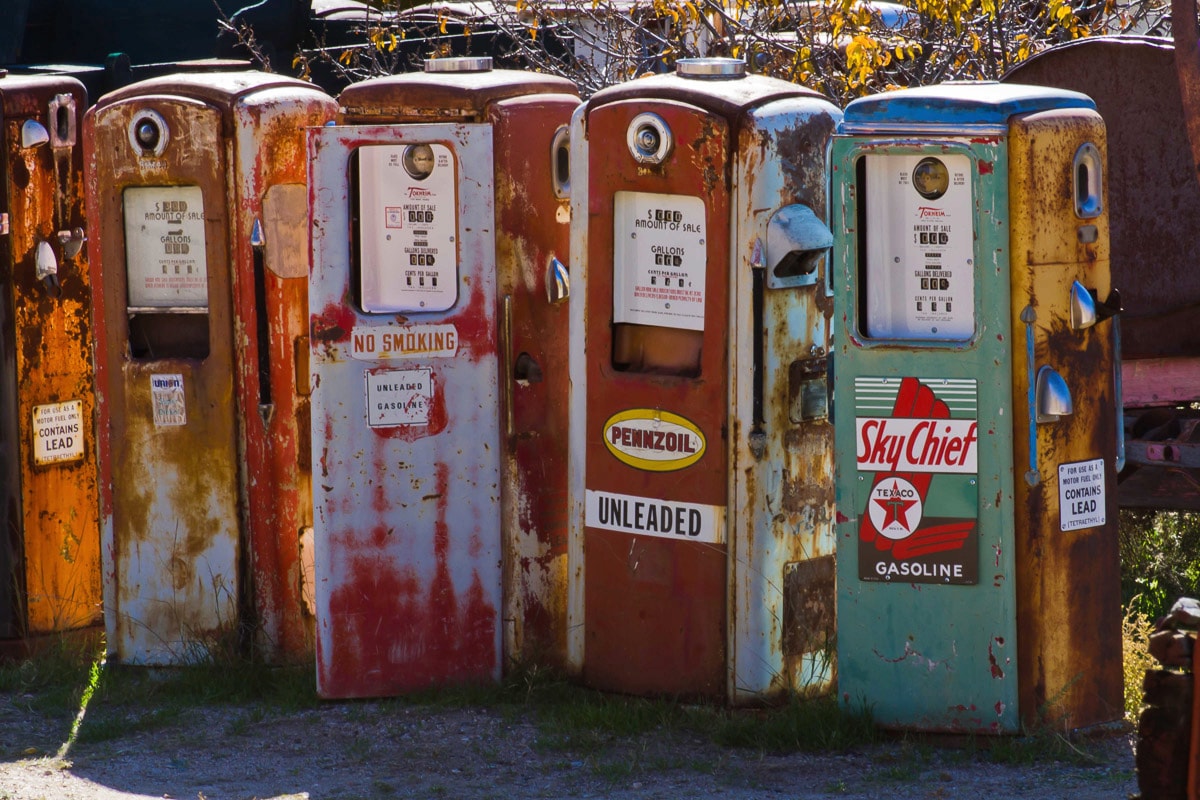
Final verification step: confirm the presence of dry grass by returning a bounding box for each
[1121,601,1157,721]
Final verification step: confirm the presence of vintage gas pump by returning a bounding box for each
[830,82,1122,731]
[567,58,842,703]
[0,72,99,650]
[85,71,336,665]
[308,57,578,698]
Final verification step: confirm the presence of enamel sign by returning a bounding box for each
[602,408,705,471]
[585,489,724,544]
[32,400,85,465]
[150,374,186,427]
[350,324,459,360]
[854,376,979,584]
[366,367,433,427]
[1058,458,1106,531]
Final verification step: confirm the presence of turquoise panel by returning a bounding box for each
[831,135,1020,733]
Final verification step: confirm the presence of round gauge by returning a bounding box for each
[912,157,950,200]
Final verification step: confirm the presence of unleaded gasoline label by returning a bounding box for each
[613,191,706,331]
[585,488,724,544]
[366,367,433,427]
[32,400,84,465]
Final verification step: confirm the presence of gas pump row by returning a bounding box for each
[0,55,1123,734]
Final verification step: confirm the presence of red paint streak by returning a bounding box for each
[994,702,1005,716]
[836,511,850,524]
[370,524,390,548]
[445,274,496,360]
[323,471,498,697]
[311,301,356,344]
[371,443,390,514]
[977,161,995,175]
[988,638,1005,679]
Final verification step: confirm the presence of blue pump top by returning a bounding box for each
[840,81,1096,134]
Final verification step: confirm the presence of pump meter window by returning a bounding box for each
[358,143,457,313]
[123,185,208,308]
[860,154,974,340]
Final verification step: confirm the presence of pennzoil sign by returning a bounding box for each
[854,376,979,585]
[603,409,705,472]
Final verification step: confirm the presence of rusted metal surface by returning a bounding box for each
[1003,21,1200,512]
[310,121,503,698]
[230,87,339,664]
[577,95,731,700]
[833,130,1019,732]
[568,67,841,703]
[729,99,840,702]
[337,70,576,124]
[1004,36,1199,363]
[490,92,578,671]
[0,73,100,640]
[309,64,578,695]
[1008,109,1122,729]
[832,84,1120,732]
[85,71,334,665]
[1174,0,1200,198]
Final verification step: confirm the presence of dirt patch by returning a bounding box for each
[0,687,1138,800]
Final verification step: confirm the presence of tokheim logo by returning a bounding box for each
[918,206,947,219]
[868,477,923,541]
[603,409,706,472]
[406,187,433,198]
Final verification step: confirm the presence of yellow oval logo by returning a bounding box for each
[602,409,706,472]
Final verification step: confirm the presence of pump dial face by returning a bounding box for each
[912,157,950,200]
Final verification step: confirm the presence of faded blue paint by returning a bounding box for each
[841,81,1095,133]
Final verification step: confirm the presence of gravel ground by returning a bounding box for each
[0,689,1140,800]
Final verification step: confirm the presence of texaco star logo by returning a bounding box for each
[867,477,924,541]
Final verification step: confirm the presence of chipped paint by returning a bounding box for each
[231,86,339,664]
[86,72,335,665]
[833,84,1119,733]
[1,75,101,640]
[1008,109,1121,730]
[568,70,841,704]
[310,121,503,698]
